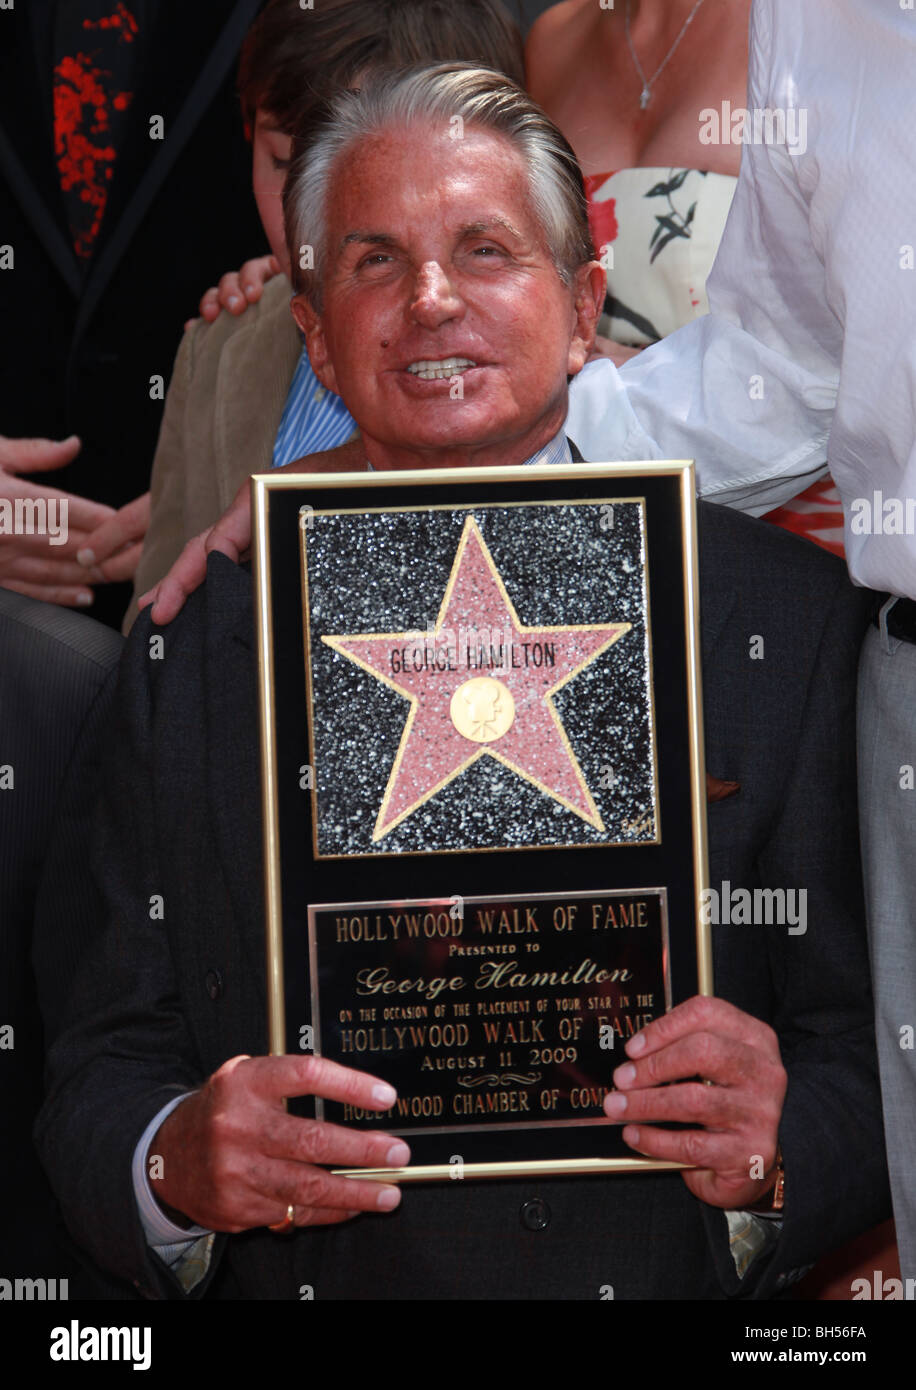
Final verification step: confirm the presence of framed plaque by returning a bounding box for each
[253,462,711,1181]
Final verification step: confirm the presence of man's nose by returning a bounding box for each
[409,261,464,327]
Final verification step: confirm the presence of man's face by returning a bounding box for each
[292,125,604,470]
[251,110,292,273]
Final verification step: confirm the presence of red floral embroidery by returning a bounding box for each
[584,172,619,253]
[83,3,137,40]
[53,4,137,259]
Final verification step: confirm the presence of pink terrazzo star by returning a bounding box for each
[322,516,631,839]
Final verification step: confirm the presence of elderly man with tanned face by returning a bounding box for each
[37,66,888,1302]
[288,114,603,471]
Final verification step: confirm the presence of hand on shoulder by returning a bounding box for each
[185,255,282,330]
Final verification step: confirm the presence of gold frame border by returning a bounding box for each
[339,1157,687,1183]
[253,460,711,1178]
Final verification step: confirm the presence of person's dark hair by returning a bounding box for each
[238,0,525,137]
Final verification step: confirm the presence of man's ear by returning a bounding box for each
[566,261,606,377]
[290,293,339,395]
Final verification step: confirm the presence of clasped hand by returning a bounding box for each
[604,995,786,1209]
[151,1054,409,1232]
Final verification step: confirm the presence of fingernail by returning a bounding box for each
[614,1063,636,1087]
[376,1186,401,1211]
[622,1125,641,1147]
[371,1082,397,1106]
[76,548,96,566]
[604,1091,627,1116]
[385,1141,410,1166]
[228,294,241,308]
[76,591,94,606]
[627,1032,647,1056]
[244,284,257,299]
[89,566,105,583]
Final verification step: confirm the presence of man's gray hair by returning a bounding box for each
[284,62,595,304]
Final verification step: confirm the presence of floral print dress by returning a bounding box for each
[585,167,844,556]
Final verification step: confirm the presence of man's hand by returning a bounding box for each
[603,996,787,1210]
[151,1054,410,1232]
[77,491,150,584]
[139,437,365,625]
[0,433,116,606]
[189,255,282,327]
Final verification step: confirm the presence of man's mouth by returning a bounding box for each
[405,357,477,380]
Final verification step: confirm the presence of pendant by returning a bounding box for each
[640,85,651,110]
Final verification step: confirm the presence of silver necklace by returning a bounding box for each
[624,0,707,110]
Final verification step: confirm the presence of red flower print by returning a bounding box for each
[583,173,619,254]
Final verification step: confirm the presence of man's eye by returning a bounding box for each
[469,244,506,262]
[271,156,292,172]
[359,253,392,269]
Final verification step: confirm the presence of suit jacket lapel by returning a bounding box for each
[0,1,81,296]
[696,501,737,673]
[215,279,302,511]
[0,126,81,298]
[26,0,56,148]
[73,0,263,346]
[203,553,266,1001]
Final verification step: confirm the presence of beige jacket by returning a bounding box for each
[125,274,301,632]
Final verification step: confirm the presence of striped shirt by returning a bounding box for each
[525,431,572,469]
[271,345,357,467]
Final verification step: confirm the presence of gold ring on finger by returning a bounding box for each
[267,1203,296,1234]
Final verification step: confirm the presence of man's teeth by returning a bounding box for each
[406,357,476,380]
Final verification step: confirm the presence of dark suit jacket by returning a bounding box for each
[0,0,266,626]
[0,589,122,1283]
[35,502,891,1299]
